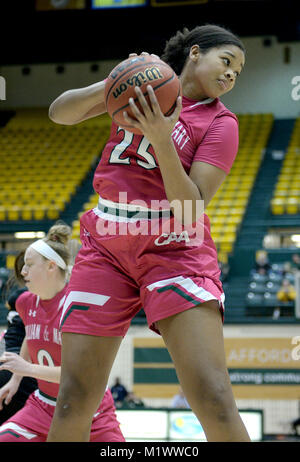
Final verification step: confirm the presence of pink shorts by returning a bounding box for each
[60,208,224,337]
[0,388,124,442]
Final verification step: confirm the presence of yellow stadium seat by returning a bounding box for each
[21,205,33,221]
[33,205,47,220]
[7,206,21,221]
[219,232,236,244]
[219,242,234,253]
[270,116,300,215]
[0,108,112,222]
[271,198,285,215]
[46,206,60,220]
[6,255,16,270]
[0,207,6,221]
[286,197,299,214]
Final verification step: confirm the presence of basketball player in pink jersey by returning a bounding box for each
[47,25,250,442]
[0,223,124,442]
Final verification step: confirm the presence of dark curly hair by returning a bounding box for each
[161,24,245,75]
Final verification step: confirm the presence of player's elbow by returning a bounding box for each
[48,92,78,125]
[48,104,75,125]
[48,107,59,124]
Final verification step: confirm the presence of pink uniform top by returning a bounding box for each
[16,286,68,399]
[93,95,239,207]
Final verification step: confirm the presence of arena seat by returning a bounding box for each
[0,108,111,222]
[245,252,297,318]
[271,117,300,215]
[207,113,274,260]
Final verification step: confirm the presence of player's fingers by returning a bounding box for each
[5,392,13,406]
[140,52,160,59]
[128,53,138,57]
[129,97,143,119]
[0,361,12,371]
[0,352,15,361]
[147,85,161,115]
[123,110,138,123]
[123,111,139,130]
[134,87,152,117]
[0,392,8,410]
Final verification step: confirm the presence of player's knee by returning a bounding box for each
[56,374,102,419]
[56,376,86,414]
[189,370,235,423]
[202,378,236,422]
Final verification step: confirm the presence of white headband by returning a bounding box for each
[29,239,67,270]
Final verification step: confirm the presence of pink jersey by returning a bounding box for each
[16,287,67,399]
[93,95,238,206]
[57,97,237,339]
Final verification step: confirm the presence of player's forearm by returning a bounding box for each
[0,338,60,383]
[19,337,32,363]
[8,373,23,389]
[21,339,60,383]
[153,138,203,224]
[49,80,107,125]
[27,364,61,384]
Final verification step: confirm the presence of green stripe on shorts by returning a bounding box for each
[60,304,90,329]
[157,284,202,305]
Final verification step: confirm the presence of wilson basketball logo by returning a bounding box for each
[105,55,181,134]
[112,67,163,100]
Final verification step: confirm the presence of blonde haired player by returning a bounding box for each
[0,223,124,442]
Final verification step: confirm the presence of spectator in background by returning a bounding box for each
[272,278,296,320]
[110,377,128,408]
[123,391,144,409]
[256,267,269,278]
[0,268,10,298]
[292,416,300,436]
[282,261,293,277]
[276,278,296,303]
[171,387,190,409]
[254,250,271,274]
[3,288,28,353]
[290,253,300,273]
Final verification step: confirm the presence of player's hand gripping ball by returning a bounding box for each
[105,54,182,135]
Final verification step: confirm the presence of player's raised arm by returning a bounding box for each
[49,80,107,126]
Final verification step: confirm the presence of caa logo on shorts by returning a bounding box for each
[154,231,190,246]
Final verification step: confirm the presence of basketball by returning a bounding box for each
[104,55,181,134]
